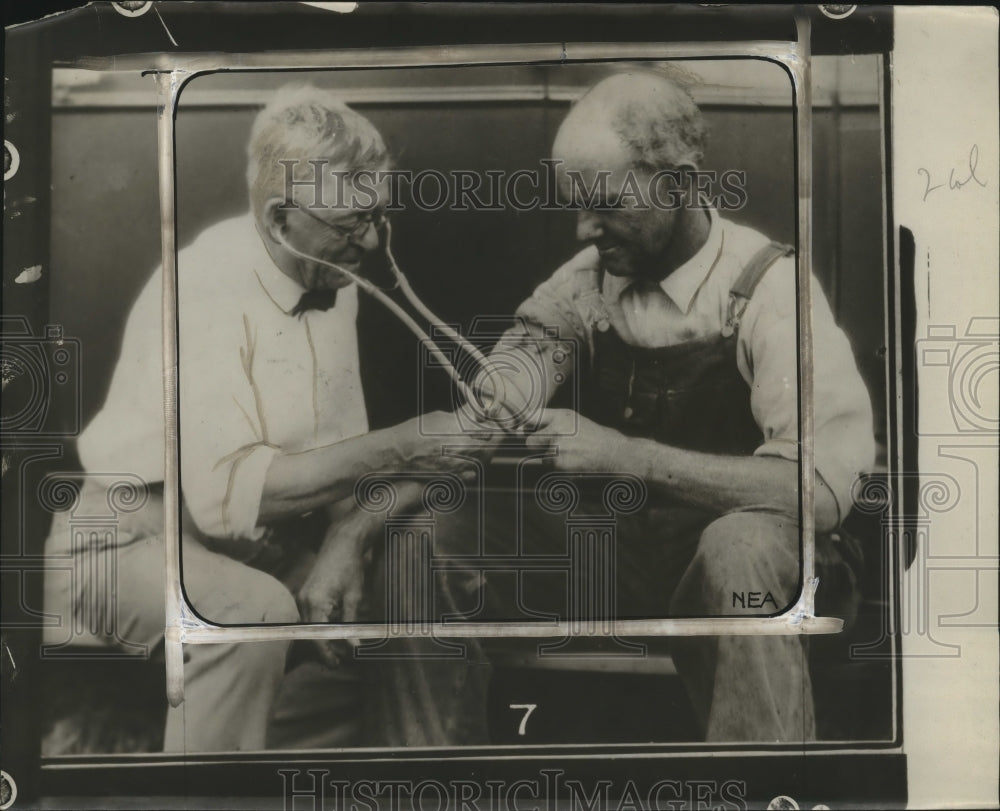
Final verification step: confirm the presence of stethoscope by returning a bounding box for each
[275,219,531,433]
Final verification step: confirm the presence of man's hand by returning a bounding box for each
[296,510,373,668]
[294,478,435,668]
[396,410,502,473]
[523,408,626,472]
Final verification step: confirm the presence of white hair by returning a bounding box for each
[245,84,388,217]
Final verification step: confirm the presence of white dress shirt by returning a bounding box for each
[75,214,368,542]
[515,209,876,523]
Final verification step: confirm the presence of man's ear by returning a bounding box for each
[676,162,699,206]
[262,197,290,243]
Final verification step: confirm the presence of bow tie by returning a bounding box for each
[290,288,338,317]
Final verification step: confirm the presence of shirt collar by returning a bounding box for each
[245,216,318,315]
[657,206,724,314]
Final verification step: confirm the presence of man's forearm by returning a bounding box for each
[258,426,417,523]
[490,329,575,425]
[611,437,841,533]
[258,412,496,525]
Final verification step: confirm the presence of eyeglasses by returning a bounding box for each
[296,206,387,243]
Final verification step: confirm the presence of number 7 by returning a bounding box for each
[509,703,537,736]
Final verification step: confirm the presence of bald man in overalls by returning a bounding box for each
[484,72,876,742]
[355,71,874,746]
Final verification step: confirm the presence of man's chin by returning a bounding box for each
[599,251,660,281]
[330,275,357,290]
[599,253,639,278]
[335,261,360,276]
[318,262,360,288]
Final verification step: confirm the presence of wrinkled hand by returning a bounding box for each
[296,511,372,668]
[397,410,502,475]
[523,409,626,471]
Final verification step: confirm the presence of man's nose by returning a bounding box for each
[576,209,604,243]
[353,219,381,252]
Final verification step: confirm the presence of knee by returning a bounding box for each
[690,511,799,590]
[700,510,794,555]
[211,569,300,626]
[671,512,800,615]
[257,574,300,625]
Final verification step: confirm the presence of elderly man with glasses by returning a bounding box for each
[42,86,493,752]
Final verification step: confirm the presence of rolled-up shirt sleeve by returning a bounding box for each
[179,306,279,541]
[739,258,876,524]
[514,254,595,347]
[499,251,599,416]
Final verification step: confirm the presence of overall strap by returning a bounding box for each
[722,241,795,337]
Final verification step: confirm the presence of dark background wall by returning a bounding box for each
[48,63,885,448]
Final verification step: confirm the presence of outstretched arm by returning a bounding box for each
[524,409,840,533]
[258,411,494,524]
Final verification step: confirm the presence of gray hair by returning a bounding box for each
[246,84,388,216]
